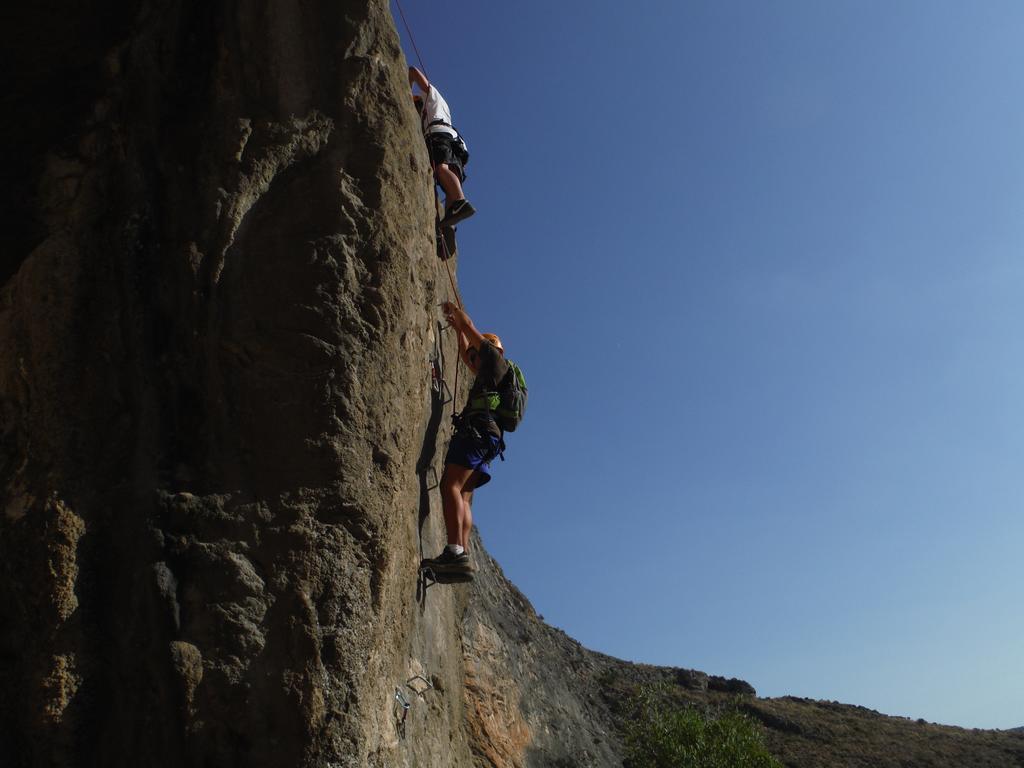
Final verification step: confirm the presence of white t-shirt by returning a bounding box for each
[421,86,457,139]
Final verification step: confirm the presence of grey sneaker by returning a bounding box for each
[440,199,476,227]
[421,548,474,574]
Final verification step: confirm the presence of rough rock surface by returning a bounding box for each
[1,1,460,765]
[3,3,1024,768]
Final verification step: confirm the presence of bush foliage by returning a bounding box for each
[624,685,782,768]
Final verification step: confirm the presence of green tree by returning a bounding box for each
[624,685,781,768]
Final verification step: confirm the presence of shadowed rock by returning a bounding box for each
[3,3,1024,768]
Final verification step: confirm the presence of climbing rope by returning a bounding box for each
[394,0,429,78]
[394,0,464,416]
[439,235,460,306]
[449,312,461,419]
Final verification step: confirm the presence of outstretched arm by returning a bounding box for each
[409,66,430,93]
[456,329,477,372]
[443,302,485,371]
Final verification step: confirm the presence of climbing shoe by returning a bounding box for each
[440,199,475,227]
[421,548,474,574]
[431,570,474,584]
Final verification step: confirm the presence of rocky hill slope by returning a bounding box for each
[2,2,1022,767]
[462,540,1024,768]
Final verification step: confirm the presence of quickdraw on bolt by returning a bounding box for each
[394,687,411,739]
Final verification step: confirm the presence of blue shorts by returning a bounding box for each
[444,429,501,488]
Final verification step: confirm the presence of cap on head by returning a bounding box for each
[481,333,503,353]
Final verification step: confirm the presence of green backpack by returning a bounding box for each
[469,360,528,432]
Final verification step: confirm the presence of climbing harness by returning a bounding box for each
[425,119,470,172]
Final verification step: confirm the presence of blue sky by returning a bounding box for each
[392,0,1024,729]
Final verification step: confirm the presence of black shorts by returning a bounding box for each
[426,132,467,182]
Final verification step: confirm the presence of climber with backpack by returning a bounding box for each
[409,66,475,228]
[421,301,527,581]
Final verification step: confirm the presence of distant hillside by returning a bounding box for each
[466,542,1024,767]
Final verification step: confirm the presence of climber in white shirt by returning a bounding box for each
[409,66,475,228]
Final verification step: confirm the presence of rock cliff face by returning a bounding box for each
[4,3,1024,768]
[1,1,462,765]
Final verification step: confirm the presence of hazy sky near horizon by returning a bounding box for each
[392,0,1024,729]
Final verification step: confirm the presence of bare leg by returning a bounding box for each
[440,463,475,547]
[459,484,477,549]
[434,162,464,207]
